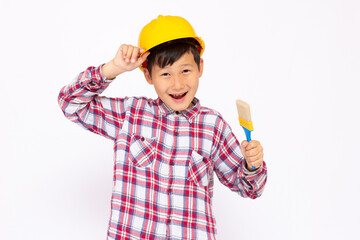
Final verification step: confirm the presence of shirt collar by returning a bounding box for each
[155,97,201,123]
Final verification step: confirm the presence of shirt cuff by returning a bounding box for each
[83,65,113,91]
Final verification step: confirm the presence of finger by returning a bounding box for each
[246,146,263,158]
[245,150,263,162]
[125,45,134,62]
[248,159,263,169]
[245,159,257,170]
[246,140,261,151]
[120,45,128,59]
[246,155,263,168]
[130,47,140,63]
[112,45,128,67]
[241,140,248,149]
[246,152,263,169]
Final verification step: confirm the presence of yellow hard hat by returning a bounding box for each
[138,15,205,71]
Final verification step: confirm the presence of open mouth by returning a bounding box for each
[170,92,188,100]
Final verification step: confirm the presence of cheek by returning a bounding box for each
[190,79,199,91]
[153,81,169,95]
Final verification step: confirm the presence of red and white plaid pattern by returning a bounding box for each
[58,66,267,239]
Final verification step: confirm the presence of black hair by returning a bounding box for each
[145,38,201,76]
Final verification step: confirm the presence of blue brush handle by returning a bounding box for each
[242,126,252,142]
[242,126,255,170]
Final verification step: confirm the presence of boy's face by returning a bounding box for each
[144,52,204,111]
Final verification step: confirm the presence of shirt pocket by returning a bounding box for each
[128,135,157,168]
[187,151,212,187]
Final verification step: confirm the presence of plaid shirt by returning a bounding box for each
[58,66,267,240]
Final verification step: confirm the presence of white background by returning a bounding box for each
[1,0,359,239]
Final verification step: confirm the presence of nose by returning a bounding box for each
[172,74,185,90]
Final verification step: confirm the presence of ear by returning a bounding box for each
[198,58,204,78]
[143,68,153,85]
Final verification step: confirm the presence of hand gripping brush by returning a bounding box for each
[235,99,255,169]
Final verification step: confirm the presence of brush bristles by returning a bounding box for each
[236,99,252,122]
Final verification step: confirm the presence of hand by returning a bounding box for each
[102,44,150,79]
[240,140,264,171]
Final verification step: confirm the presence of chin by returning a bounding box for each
[167,102,189,111]
[169,105,185,111]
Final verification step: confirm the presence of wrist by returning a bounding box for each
[101,60,125,80]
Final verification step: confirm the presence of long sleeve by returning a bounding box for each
[58,65,129,140]
[213,122,267,199]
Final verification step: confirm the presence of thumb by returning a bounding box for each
[137,51,150,65]
[241,140,248,149]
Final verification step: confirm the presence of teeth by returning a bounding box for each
[172,92,185,96]
[170,92,187,100]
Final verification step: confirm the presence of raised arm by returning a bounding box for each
[58,45,150,140]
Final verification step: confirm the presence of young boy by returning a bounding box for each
[59,15,267,240]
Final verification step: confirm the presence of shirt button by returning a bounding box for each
[175,111,180,115]
[170,161,175,166]
[168,189,172,194]
[167,219,171,224]
[140,137,145,141]
[174,131,179,136]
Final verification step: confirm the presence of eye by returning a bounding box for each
[183,69,191,73]
[161,72,170,77]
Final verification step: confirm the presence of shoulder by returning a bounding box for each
[197,105,238,147]
[198,105,225,121]
[197,105,231,132]
[110,96,154,106]
[121,96,158,115]
[100,96,155,110]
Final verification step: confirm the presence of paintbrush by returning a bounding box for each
[236,99,255,169]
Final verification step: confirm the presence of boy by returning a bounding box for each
[58,15,267,240]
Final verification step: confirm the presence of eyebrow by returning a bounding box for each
[160,64,194,70]
[180,64,193,67]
